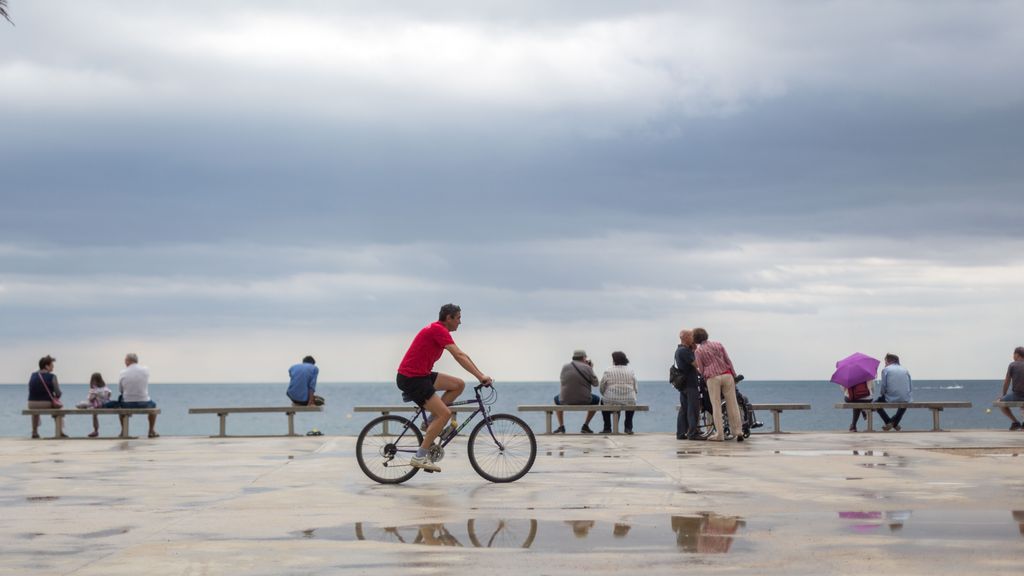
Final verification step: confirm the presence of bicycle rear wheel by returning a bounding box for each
[467,414,536,483]
[356,415,423,484]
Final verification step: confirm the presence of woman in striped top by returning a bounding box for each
[599,351,638,434]
[693,328,744,442]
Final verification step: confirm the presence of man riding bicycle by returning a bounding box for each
[396,303,493,472]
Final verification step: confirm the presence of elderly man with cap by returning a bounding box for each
[553,349,601,434]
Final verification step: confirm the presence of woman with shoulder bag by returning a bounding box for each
[845,380,873,432]
[27,355,67,439]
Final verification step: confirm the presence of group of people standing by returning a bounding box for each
[27,353,159,438]
[674,328,745,442]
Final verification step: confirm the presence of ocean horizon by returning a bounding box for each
[2,380,1010,438]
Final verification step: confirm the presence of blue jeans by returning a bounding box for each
[875,395,906,427]
[1001,391,1024,402]
[104,400,157,409]
[553,394,600,406]
[677,387,700,438]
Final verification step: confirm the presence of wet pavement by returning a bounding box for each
[0,430,1022,575]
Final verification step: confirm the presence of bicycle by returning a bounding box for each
[356,384,537,484]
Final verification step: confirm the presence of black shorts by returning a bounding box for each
[396,372,438,408]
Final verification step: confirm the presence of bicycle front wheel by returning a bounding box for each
[467,414,536,483]
[356,415,423,484]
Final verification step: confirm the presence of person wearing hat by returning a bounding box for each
[27,355,65,439]
[554,349,601,434]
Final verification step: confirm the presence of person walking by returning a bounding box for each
[675,330,702,440]
[876,353,912,431]
[693,328,744,442]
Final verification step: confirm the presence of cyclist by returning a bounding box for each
[397,303,493,472]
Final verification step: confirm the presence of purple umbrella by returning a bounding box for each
[830,353,880,389]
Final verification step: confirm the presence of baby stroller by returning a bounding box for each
[695,374,762,439]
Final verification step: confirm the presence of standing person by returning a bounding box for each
[599,351,638,434]
[396,303,493,472]
[287,356,324,406]
[675,330,702,441]
[876,354,912,431]
[81,373,113,437]
[554,350,601,434]
[27,355,64,439]
[997,346,1024,430]
[105,353,159,438]
[693,328,744,443]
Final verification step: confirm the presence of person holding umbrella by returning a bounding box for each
[831,352,879,432]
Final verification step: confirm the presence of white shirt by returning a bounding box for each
[599,365,638,405]
[119,363,151,403]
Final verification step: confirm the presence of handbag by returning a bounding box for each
[849,382,871,400]
[669,364,685,391]
[38,373,63,409]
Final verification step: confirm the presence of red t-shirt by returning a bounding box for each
[397,322,455,377]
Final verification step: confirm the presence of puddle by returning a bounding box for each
[773,450,890,457]
[924,447,1020,458]
[80,527,131,539]
[300,514,748,553]
[26,496,60,502]
[836,510,1024,539]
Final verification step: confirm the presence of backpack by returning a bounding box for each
[669,364,686,391]
[848,382,871,400]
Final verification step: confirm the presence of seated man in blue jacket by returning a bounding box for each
[287,356,324,406]
[876,353,911,431]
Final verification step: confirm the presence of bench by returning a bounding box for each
[353,405,479,435]
[517,405,651,434]
[833,401,972,431]
[749,404,811,433]
[188,406,323,437]
[993,401,1024,409]
[21,408,161,439]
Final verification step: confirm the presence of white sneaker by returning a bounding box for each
[410,454,440,472]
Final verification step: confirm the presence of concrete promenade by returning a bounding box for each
[1,430,1022,575]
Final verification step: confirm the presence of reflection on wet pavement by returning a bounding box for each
[773,450,891,457]
[300,514,747,553]
[837,510,1024,539]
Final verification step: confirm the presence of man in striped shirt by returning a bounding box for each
[693,328,744,443]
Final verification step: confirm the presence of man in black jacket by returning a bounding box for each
[675,330,703,440]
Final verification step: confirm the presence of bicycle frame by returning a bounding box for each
[390,385,504,454]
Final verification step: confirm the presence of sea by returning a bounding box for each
[1,380,1009,438]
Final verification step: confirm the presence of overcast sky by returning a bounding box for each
[1,1,1022,383]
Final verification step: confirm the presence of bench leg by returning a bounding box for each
[865,410,874,432]
[772,410,782,433]
[612,412,620,434]
[382,411,389,435]
[287,412,296,436]
[545,412,552,435]
[53,415,64,439]
[120,415,130,439]
[218,413,227,438]
[932,408,942,432]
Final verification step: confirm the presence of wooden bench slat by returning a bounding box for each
[516,405,650,435]
[992,401,1024,407]
[352,405,479,413]
[187,406,323,437]
[22,409,161,439]
[187,407,323,414]
[833,401,972,431]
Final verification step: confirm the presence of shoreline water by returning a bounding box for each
[2,380,1012,438]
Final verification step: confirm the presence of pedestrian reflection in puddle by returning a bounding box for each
[336,515,746,553]
[671,513,746,554]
